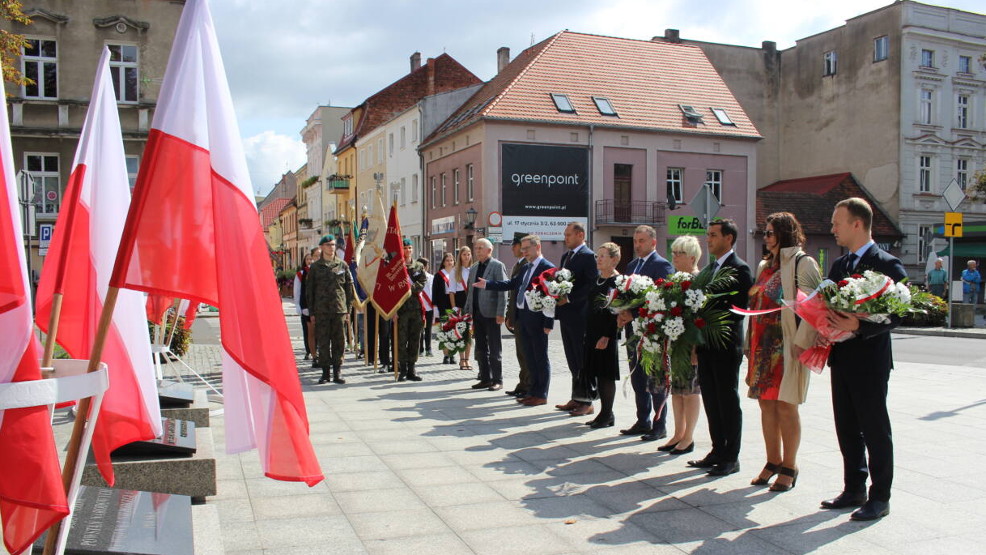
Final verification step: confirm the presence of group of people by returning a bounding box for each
[925,257,981,305]
[296,196,905,523]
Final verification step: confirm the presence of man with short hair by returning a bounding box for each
[617,225,673,439]
[926,258,947,299]
[687,218,753,477]
[820,197,907,521]
[555,222,600,416]
[961,260,981,305]
[464,238,508,391]
[307,234,355,384]
[505,233,531,398]
[477,235,555,406]
[395,238,427,382]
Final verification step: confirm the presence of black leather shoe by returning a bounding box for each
[821,492,867,510]
[687,455,719,468]
[850,500,889,521]
[640,430,667,442]
[588,414,615,429]
[619,422,652,436]
[669,442,694,455]
[707,461,740,476]
[472,382,493,389]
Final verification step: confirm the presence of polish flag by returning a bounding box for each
[109,0,322,485]
[356,188,387,300]
[35,49,163,486]
[371,204,410,319]
[0,90,69,554]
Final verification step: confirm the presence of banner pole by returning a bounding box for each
[40,293,64,367]
[373,310,379,369]
[393,316,399,381]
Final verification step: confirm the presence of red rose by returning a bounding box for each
[670,306,683,317]
[646,322,657,334]
[851,273,862,279]
[838,280,849,287]
[681,281,691,291]
[663,282,674,289]
[655,278,665,286]
[638,307,647,318]
[694,318,706,329]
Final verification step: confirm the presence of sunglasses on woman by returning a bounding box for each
[763,230,775,237]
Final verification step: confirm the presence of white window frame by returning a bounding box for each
[918,225,932,261]
[440,173,447,207]
[957,158,968,190]
[453,168,460,205]
[377,139,383,164]
[400,127,406,150]
[400,177,407,206]
[956,94,969,129]
[921,49,934,68]
[108,43,139,103]
[22,38,57,99]
[918,155,932,193]
[706,169,723,202]
[343,118,353,137]
[125,155,139,190]
[466,164,474,202]
[666,168,683,203]
[411,119,419,142]
[412,174,419,203]
[388,133,394,158]
[25,152,60,215]
[873,36,888,62]
[920,89,933,125]
[430,176,436,209]
[958,55,972,74]
[823,51,837,76]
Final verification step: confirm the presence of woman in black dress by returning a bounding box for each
[432,252,456,364]
[585,242,622,428]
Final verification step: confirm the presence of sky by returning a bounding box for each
[206,0,985,195]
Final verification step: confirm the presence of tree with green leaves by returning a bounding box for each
[0,0,31,86]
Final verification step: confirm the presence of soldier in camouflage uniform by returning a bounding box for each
[306,234,355,384]
[395,238,427,381]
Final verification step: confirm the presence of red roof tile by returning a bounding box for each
[260,198,290,228]
[425,31,760,145]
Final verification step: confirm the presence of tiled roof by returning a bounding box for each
[335,54,482,153]
[425,31,760,145]
[259,198,290,228]
[757,173,902,238]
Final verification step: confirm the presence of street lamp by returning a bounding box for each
[464,207,478,230]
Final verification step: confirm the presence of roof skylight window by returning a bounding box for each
[711,108,735,125]
[678,104,704,123]
[551,93,576,113]
[592,96,618,116]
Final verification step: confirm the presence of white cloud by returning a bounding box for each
[242,131,306,195]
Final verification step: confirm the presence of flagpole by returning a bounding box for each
[374,311,380,369]
[42,286,121,555]
[392,316,399,381]
[40,294,64,366]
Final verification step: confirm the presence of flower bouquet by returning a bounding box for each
[435,309,472,354]
[603,273,655,314]
[793,270,911,373]
[524,267,573,318]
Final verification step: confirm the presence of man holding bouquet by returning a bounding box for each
[821,197,907,521]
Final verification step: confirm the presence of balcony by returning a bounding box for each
[595,199,666,227]
[327,174,350,194]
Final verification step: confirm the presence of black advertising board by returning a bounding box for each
[500,143,588,240]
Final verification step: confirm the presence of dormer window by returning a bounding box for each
[551,93,576,113]
[711,108,734,126]
[678,104,703,123]
[592,96,617,116]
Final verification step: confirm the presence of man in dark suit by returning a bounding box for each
[617,225,674,439]
[688,218,753,477]
[464,238,508,391]
[820,197,906,521]
[504,233,531,398]
[476,235,555,406]
[554,222,599,417]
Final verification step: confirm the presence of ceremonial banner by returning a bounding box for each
[0,88,69,555]
[35,49,162,485]
[109,0,322,485]
[357,188,387,298]
[371,204,410,319]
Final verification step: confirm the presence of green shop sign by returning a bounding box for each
[668,216,706,236]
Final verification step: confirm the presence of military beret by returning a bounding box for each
[402,237,413,246]
[319,234,335,245]
[511,232,526,246]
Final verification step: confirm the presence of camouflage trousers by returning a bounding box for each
[314,314,346,368]
[396,312,424,366]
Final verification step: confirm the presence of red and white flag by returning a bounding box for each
[371,204,410,319]
[0,88,69,554]
[356,188,387,299]
[35,48,162,486]
[109,0,322,485]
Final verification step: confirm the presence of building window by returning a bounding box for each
[920,89,933,125]
[466,164,474,201]
[918,225,932,261]
[592,96,617,116]
[921,49,934,68]
[453,169,461,205]
[108,44,138,103]
[550,93,575,113]
[25,153,59,214]
[343,118,353,137]
[377,139,383,164]
[412,174,419,203]
[388,133,394,157]
[919,156,932,193]
[956,95,969,129]
[411,119,418,142]
[957,158,968,190]
[400,177,407,206]
[823,50,837,76]
[400,127,406,150]
[440,173,447,207]
[711,108,734,126]
[873,36,888,62]
[430,176,436,208]
[666,168,683,204]
[22,38,57,99]
[706,170,723,202]
[125,155,139,190]
[958,55,972,74]
[390,182,398,205]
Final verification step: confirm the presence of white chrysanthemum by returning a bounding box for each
[556,268,573,281]
[662,317,685,342]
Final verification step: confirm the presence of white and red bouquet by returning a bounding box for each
[793,270,912,372]
[524,267,573,318]
[435,309,472,354]
[603,273,654,314]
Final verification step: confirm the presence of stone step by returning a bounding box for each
[160,387,211,427]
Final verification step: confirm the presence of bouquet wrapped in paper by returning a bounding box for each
[793,270,912,373]
[435,309,472,354]
[524,267,573,318]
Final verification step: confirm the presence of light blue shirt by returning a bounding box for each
[849,240,875,270]
[962,268,981,294]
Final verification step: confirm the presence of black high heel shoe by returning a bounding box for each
[751,462,781,486]
[657,441,680,452]
[769,466,798,492]
[588,414,615,429]
[669,442,694,455]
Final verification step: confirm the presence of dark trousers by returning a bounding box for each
[365,304,392,366]
[421,310,434,353]
[519,310,550,398]
[473,315,503,384]
[512,320,530,392]
[628,345,668,431]
[697,348,743,462]
[559,317,592,402]
[831,364,894,502]
[301,314,312,355]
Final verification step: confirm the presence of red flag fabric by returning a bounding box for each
[0,86,69,554]
[371,204,411,319]
[108,0,322,485]
[146,294,175,326]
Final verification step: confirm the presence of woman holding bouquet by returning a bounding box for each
[584,242,622,428]
[746,212,821,491]
[450,246,474,371]
[433,252,456,364]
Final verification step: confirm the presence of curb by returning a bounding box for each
[896,327,986,339]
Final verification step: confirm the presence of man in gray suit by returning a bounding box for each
[464,238,508,391]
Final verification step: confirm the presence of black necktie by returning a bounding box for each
[847,253,858,273]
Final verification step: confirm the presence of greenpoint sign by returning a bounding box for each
[668,215,706,236]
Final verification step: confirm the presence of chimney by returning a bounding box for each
[497,47,510,73]
[664,29,680,43]
[426,57,435,96]
[761,41,776,54]
[410,51,421,72]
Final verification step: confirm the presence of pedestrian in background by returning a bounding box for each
[962,260,980,305]
[418,257,435,357]
[926,258,947,299]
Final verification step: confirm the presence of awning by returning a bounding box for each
[937,243,986,258]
